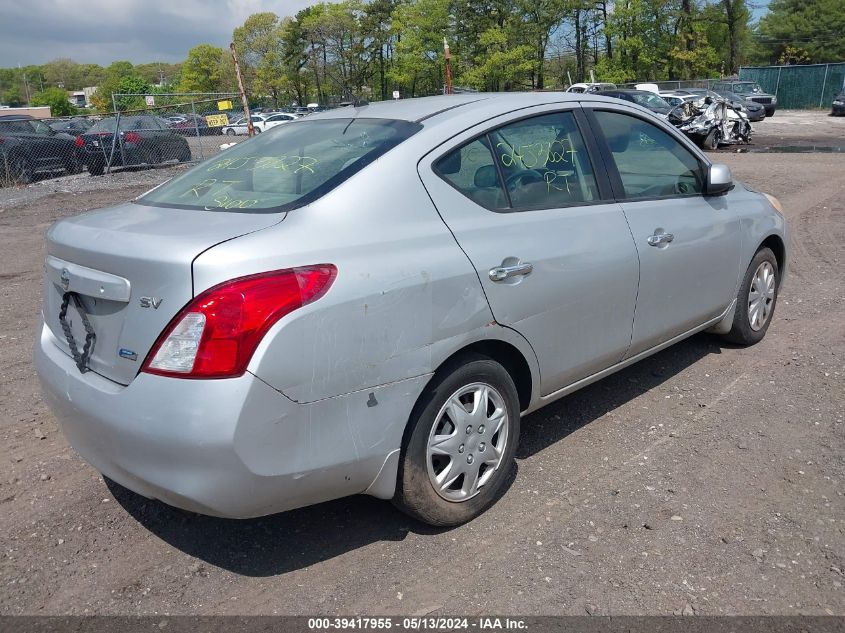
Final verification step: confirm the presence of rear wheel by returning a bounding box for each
[394,354,520,526]
[722,247,779,345]
[177,144,191,162]
[87,161,104,176]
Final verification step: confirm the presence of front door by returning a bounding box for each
[587,107,743,356]
[418,106,640,395]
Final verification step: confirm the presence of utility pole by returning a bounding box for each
[230,42,254,137]
[443,38,453,95]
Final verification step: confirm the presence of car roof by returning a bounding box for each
[302,92,666,134]
[0,114,34,121]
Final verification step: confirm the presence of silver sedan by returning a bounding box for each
[35,93,788,526]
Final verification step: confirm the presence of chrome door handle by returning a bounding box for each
[489,262,533,282]
[647,231,674,247]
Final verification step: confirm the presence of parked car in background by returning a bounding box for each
[221,114,269,136]
[259,112,300,131]
[0,115,81,184]
[596,89,672,116]
[77,115,191,175]
[162,115,188,125]
[566,82,617,93]
[832,89,845,116]
[659,92,698,108]
[685,88,721,100]
[167,114,220,136]
[712,89,766,122]
[36,93,787,526]
[50,118,94,134]
[711,81,777,116]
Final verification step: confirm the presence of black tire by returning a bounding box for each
[702,128,720,151]
[177,144,191,162]
[87,161,104,176]
[722,247,779,345]
[65,154,83,175]
[393,353,520,526]
[253,127,261,134]
[226,128,236,136]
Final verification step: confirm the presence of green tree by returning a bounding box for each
[2,86,23,107]
[389,0,452,97]
[179,44,226,92]
[31,86,78,116]
[757,0,845,64]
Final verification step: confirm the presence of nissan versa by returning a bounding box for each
[35,93,788,526]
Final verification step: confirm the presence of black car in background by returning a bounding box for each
[49,118,94,134]
[0,115,81,184]
[711,80,777,116]
[594,89,673,116]
[712,89,766,122]
[833,89,845,116]
[78,115,191,176]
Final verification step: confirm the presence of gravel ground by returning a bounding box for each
[0,118,843,616]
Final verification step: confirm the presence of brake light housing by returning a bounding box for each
[124,131,142,144]
[74,135,84,148]
[142,265,337,379]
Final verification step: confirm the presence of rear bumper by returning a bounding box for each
[832,104,845,116]
[35,321,418,518]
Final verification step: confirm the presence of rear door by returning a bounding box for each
[418,105,640,395]
[585,105,742,356]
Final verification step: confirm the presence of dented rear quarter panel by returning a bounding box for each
[191,139,538,405]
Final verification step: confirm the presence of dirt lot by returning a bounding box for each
[0,112,843,617]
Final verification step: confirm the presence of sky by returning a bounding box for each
[0,0,772,68]
[0,0,319,66]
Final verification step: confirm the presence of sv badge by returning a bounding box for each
[139,296,163,309]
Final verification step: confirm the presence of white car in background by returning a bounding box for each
[258,112,300,131]
[221,114,269,136]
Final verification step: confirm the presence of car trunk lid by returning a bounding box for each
[43,201,285,385]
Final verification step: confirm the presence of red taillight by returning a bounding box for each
[124,131,142,143]
[142,265,337,379]
[74,135,84,148]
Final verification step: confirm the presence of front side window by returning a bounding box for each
[593,110,705,199]
[139,118,421,213]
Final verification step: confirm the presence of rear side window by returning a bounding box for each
[434,137,507,210]
[139,118,421,213]
[593,110,705,199]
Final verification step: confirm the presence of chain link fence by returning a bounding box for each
[1,93,245,187]
[740,64,845,110]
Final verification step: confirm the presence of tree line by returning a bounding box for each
[1,0,842,113]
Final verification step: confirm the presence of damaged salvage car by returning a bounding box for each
[668,96,752,150]
[35,93,787,526]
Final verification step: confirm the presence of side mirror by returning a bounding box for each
[707,163,734,195]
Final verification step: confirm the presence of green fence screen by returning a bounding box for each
[739,63,845,109]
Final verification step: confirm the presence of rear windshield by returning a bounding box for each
[138,118,421,213]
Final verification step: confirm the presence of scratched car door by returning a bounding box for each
[418,106,640,396]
